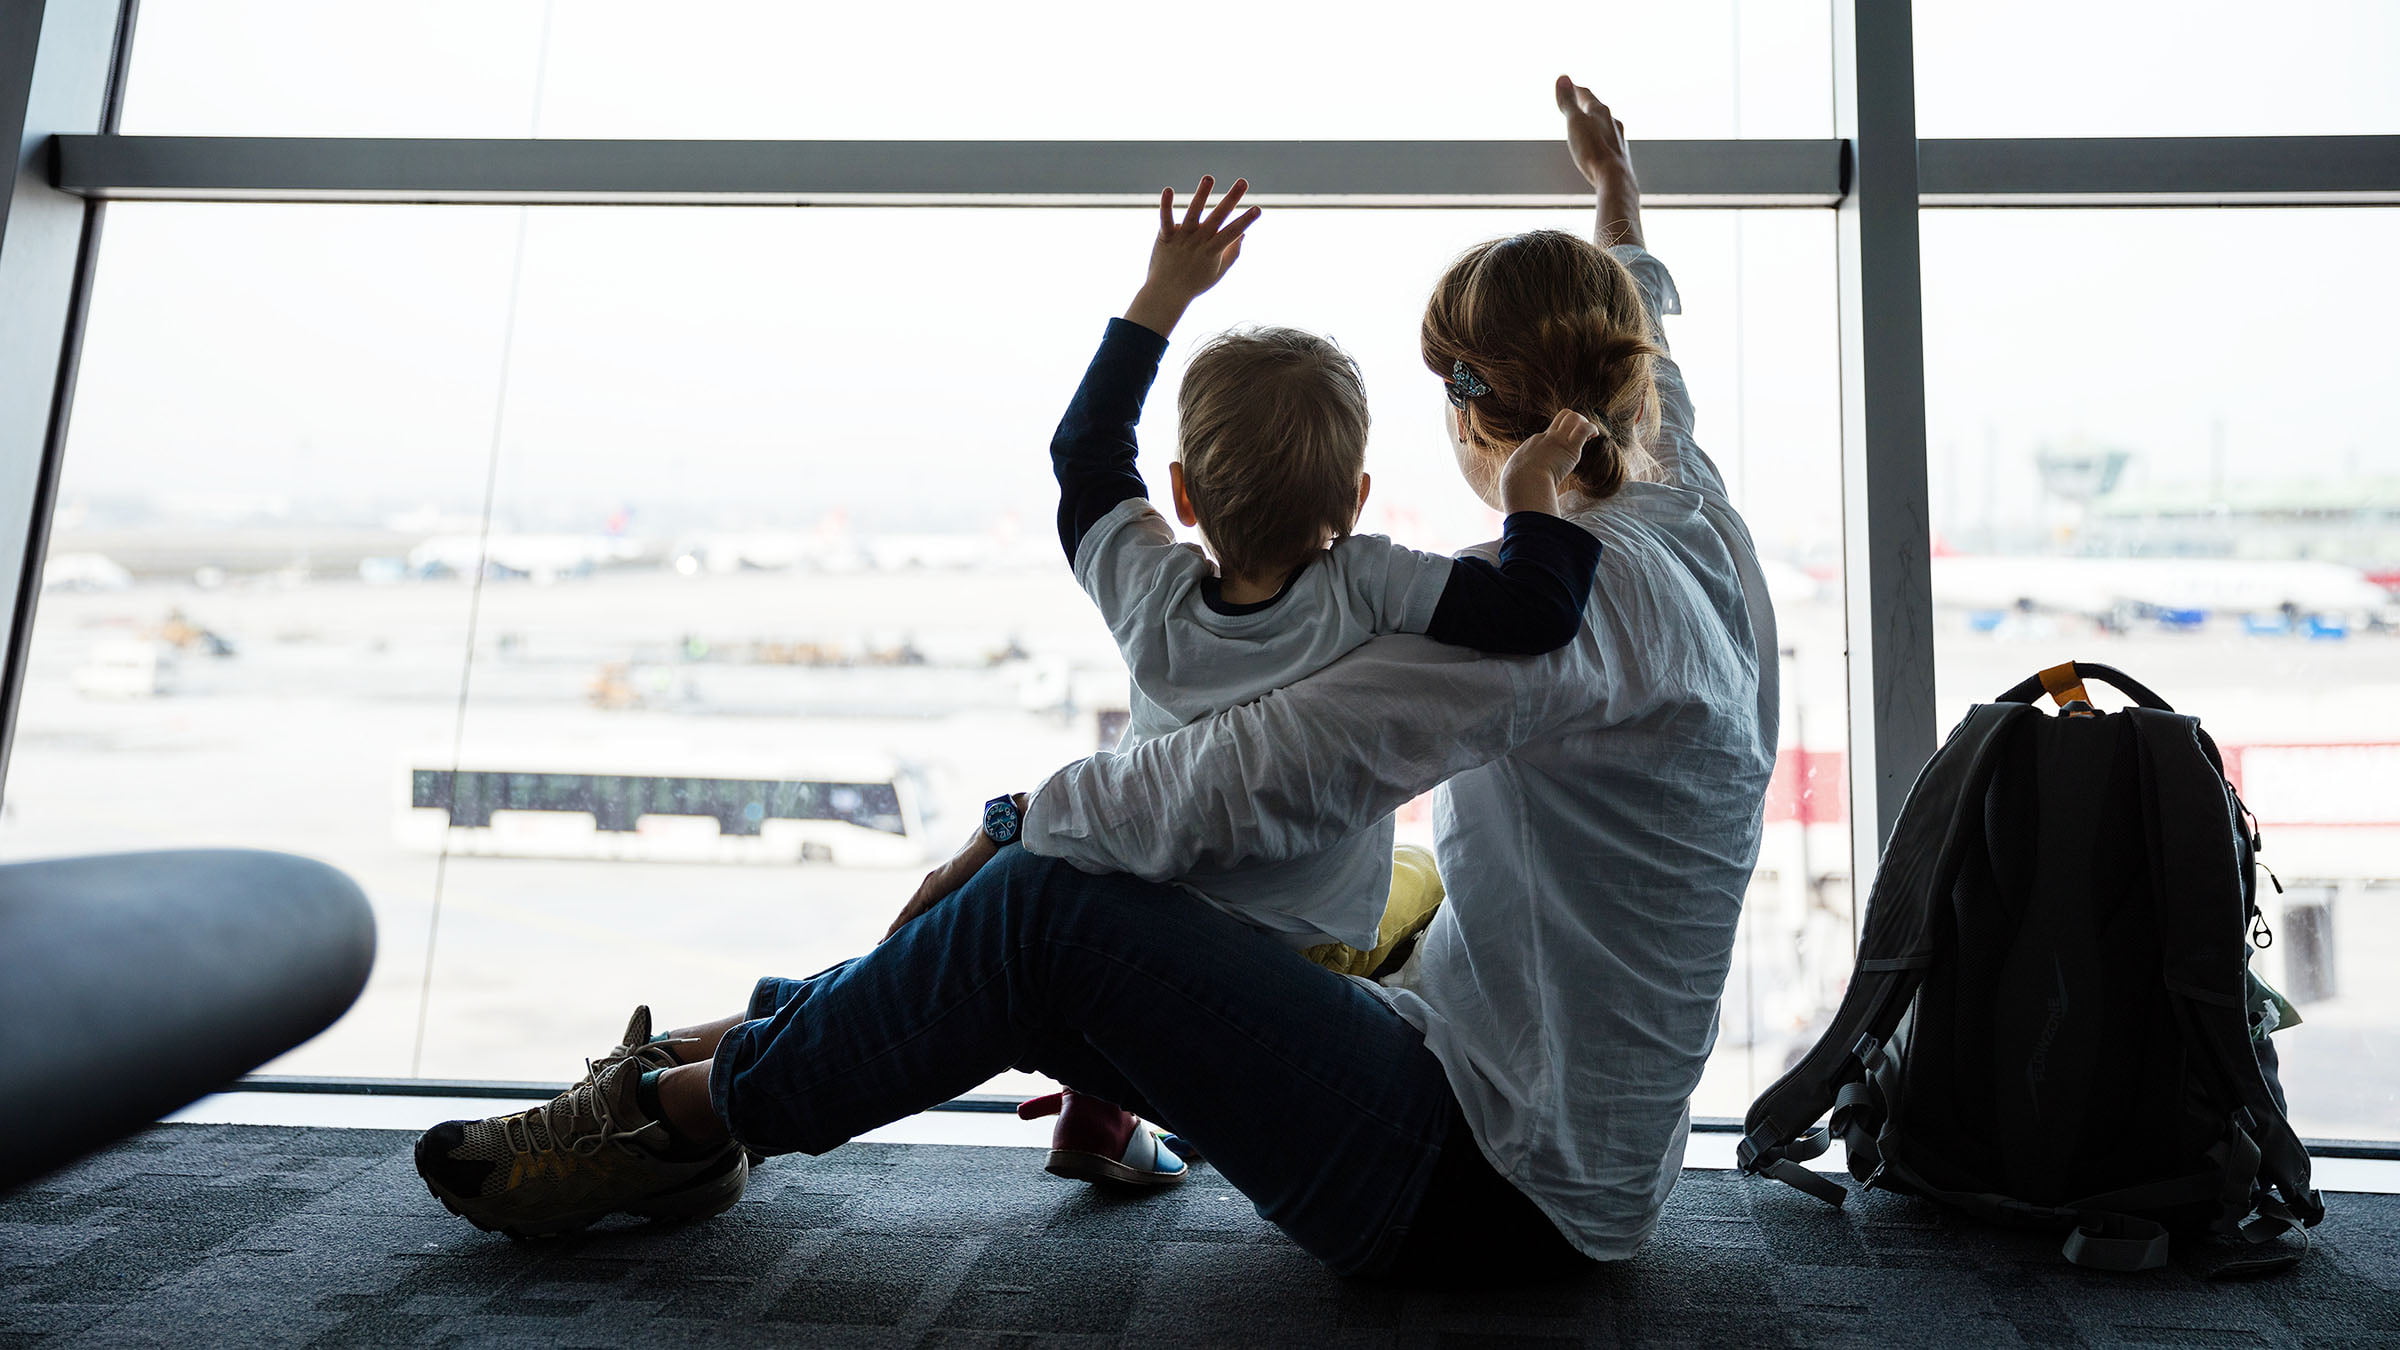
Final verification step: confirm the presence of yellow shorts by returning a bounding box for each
[1302,843,1445,979]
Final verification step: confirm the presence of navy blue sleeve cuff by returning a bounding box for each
[1103,315,1171,360]
[1422,512,1603,655]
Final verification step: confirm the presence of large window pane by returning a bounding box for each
[1923,207,2400,1140]
[15,201,1844,1104]
[1917,3,2400,137]
[119,1,1832,141]
[2,206,520,1076]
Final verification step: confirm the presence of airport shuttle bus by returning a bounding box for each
[396,752,941,866]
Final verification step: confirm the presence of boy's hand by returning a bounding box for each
[1499,409,1600,516]
[1123,175,1262,338]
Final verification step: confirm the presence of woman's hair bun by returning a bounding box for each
[1420,230,1663,501]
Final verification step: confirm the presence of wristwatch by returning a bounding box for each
[981,793,1024,848]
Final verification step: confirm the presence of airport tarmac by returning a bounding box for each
[7,565,2395,1137]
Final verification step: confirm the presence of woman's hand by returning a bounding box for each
[1499,409,1601,516]
[885,825,1000,939]
[1555,76,1642,250]
[1123,176,1262,339]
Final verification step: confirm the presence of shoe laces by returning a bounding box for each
[499,1065,665,1159]
[597,1032,700,1076]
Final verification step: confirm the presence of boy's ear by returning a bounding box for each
[1355,472,1372,525]
[1168,461,1202,528]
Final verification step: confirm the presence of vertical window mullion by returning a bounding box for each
[1832,0,1938,932]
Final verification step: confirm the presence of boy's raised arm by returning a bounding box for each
[1049,320,1169,564]
[1049,176,1261,565]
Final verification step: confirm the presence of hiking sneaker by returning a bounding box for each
[1018,1090,1187,1187]
[415,1055,747,1239]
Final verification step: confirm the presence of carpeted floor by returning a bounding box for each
[2,1124,2396,1348]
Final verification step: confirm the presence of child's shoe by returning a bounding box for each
[1017,1090,1187,1187]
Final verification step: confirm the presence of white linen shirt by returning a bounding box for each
[1022,245,1780,1261]
[1073,499,1454,952]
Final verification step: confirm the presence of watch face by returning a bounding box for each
[983,796,1019,841]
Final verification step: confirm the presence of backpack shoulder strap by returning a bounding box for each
[1740,701,2030,1203]
[2128,708,2325,1230]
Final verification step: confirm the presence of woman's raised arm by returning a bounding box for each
[1558,76,1642,251]
[1021,636,1540,883]
[1557,75,1726,503]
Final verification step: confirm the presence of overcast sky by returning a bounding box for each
[53,1,2400,559]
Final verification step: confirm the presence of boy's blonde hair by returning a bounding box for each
[1176,327,1370,580]
[1420,229,1662,501]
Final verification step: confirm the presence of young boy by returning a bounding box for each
[1024,176,1605,1184]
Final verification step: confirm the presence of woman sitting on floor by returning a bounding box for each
[414,75,1778,1283]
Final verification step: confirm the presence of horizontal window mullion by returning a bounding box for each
[1920,135,2400,206]
[50,134,2400,210]
[217,1077,2400,1158]
[51,135,1843,206]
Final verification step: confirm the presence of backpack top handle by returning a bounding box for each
[1999,661,2175,713]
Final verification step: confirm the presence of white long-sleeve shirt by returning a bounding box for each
[1021,245,1781,1260]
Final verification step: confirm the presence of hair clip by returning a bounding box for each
[1446,360,1492,409]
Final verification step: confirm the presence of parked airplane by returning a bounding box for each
[1931,555,2394,629]
[41,552,133,591]
[405,533,648,583]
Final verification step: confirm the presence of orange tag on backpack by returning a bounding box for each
[2037,662,2096,714]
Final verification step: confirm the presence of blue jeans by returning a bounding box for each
[707,846,1460,1275]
